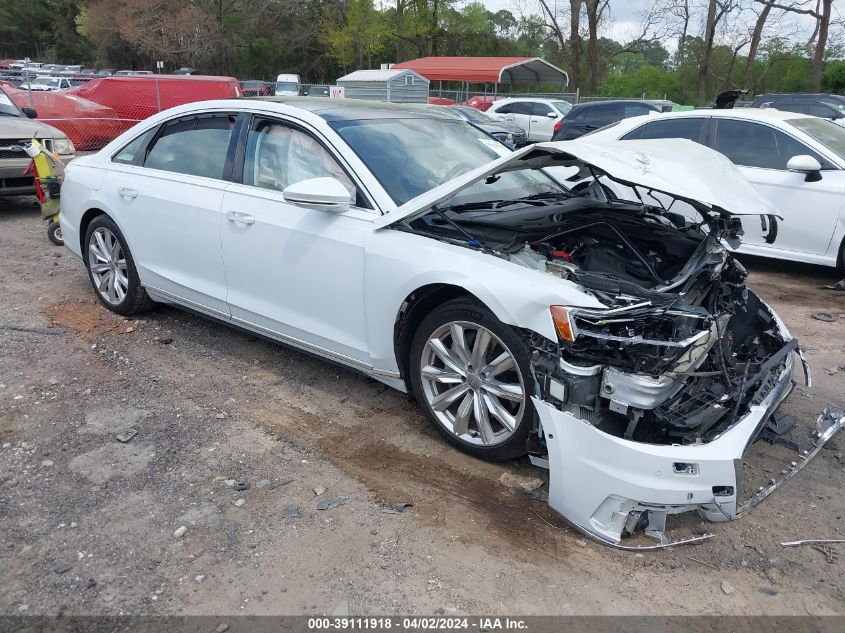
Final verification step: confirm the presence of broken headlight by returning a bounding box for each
[550,305,711,375]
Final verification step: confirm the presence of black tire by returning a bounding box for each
[409,297,534,462]
[839,237,845,276]
[47,221,63,246]
[84,215,154,315]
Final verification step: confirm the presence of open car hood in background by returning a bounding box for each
[375,138,776,229]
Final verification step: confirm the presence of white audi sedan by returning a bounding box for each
[585,108,845,271]
[60,98,842,546]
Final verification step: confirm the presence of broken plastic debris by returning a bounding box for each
[316,497,345,511]
[281,506,301,519]
[114,428,138,443]
[498,472,544,492]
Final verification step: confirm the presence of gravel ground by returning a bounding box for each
[1,196,844,616]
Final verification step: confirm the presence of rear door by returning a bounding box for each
[490,101,533,136]
[710,118,843,256]
[106,112,237,315]
[570,103,621,138]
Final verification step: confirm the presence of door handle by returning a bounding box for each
[119,187,138,199]
[530,118,539,122]
[226,210,255,225]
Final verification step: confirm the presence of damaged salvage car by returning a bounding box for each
[59,98,844,546]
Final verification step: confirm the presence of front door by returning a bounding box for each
[220,116,373,364]
[528,102,556,141]
[711,118,843,256]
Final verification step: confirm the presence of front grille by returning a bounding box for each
[0,138,52,160]
[0,147,26,160]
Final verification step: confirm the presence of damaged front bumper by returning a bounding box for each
[533,308,842,548]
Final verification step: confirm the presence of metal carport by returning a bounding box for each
[392,56,569,90]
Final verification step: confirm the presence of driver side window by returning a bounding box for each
[243,120,358,200]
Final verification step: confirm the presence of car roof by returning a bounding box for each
[754,92,845,101]
[652,107,807,122]
[493,96,569,104]
[249,96,462,122]
[571,100,658,109]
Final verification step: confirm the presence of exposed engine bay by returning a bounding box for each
[405,188,797,448]
[392,139,833,547]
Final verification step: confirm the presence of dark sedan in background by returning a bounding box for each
[552,100,666,140]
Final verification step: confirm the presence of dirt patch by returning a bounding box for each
[41,298,129,339]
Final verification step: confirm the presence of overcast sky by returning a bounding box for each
[477,0,824,51]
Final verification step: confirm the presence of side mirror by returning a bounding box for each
[282,177,351,213]
[546,111,557,118]
[787,155,822,182]
[21,107,37,119]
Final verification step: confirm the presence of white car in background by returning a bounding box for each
[486,97,572,142]
[59,98,842,546]
[19,76,72,91]
[585,108,845,270]
[275,73,301,96]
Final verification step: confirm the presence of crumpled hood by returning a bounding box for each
[375,137,775,228]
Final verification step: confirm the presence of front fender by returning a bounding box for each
[364,228,603,374]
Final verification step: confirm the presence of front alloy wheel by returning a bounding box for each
[410,299,533,461]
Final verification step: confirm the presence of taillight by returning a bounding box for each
[553,121,563,133]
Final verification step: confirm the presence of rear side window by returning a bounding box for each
[809,104,836,118]
[143,114,236,179]
[713,119,827,170]
[624,118,708,144]
[589,103,623,125]
[776,102,810,115]
[623,104,653,118]
[565,107,588,121]
[497,102,532,115]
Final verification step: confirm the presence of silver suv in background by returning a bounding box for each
[0,86,75,195]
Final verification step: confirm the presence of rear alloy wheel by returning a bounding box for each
[84,216,154,315]
[410,299,533,461]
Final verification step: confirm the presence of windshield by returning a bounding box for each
[330,117,564,206]
[31,77,58,87]
[454,106,491,124]
[276,81,298,92]
[552,100,572,114]
[0,87,23,117]
[789,117,845,160]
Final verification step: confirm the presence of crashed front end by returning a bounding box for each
[522,208,826,546]
[531,288,805,545]
[387,139,842,546]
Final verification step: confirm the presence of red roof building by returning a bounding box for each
[392,56,569,88]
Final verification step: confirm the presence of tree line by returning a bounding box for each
[0,1,843,103]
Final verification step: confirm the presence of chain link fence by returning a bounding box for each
[0,68,668,152]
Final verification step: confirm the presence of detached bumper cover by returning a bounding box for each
[534,332,841,547]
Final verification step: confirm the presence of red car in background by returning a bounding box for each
[4,75,243,151]
[4,86,128,151]
[66,75,242,121]
[462,94,505,111]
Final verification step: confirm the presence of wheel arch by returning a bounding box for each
[79,207,108,255]
[393,284,486,391]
